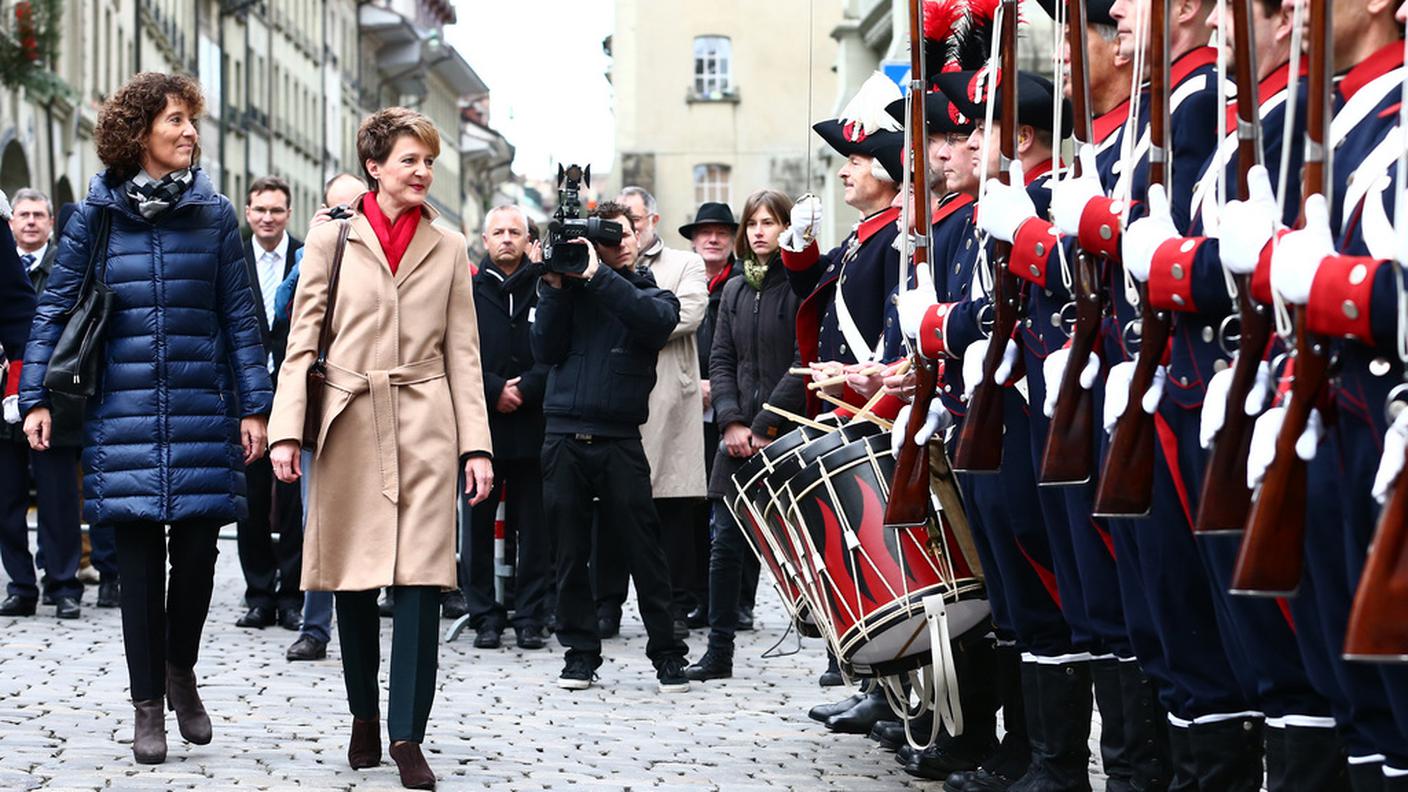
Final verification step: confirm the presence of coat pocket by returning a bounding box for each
[313,387,354,456]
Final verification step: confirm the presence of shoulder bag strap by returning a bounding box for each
[64,207,111,317]
[313,220,352,368]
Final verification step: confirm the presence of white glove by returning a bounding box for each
[1218,165,1280,275]
[891,399,953,457]
[1051,147,1107,236]
[1041,348,1101,417]
[1104,361,1134,434]
[961,338,1019,400]
[1247,405,1324,490]
[1245,359,1275,416]
[1200,368,1234,449]
[1270,193,1334,305]
[2,395,18,425]
[1372,407,1408,504]
[1141,365,1168,414]
[1121,184,1179,282]
[780,195,823,252]
[975,161,1038,243]
[897,289,935,343]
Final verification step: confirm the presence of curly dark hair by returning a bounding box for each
[356,107,441,188]
[95,72,205,184]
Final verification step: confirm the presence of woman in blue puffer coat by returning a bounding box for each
[18,72,272,765]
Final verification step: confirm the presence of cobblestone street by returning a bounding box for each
[0,529,963,791]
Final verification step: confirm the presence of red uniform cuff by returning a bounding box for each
[1009,218,1060,287]
[1306,255,1382,341]
[1250,230,1288,305]
[1147,236,1206,312]
[3,360,20,398]
[780,242,819,272]
[918,303,958,359]
[1077,196,1125,261]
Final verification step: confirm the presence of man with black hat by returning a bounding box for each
[679,201,756,630]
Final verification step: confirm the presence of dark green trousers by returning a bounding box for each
[335,586,439,743]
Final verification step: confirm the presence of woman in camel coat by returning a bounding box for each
[268,107,492,791]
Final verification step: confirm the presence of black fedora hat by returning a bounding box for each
[679,202,739,239]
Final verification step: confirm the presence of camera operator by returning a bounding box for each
[532,201,692,694]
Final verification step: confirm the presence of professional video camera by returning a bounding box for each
[543,164,623,275]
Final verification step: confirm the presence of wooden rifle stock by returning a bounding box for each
[952,0,1021,474]
[1041,251,1102,484]
[887,359,940,529]
[1194,0,1267,533]
[1194,280,1272,532]
[1092,0,1170,517]
[1343,444,1408,661]
[1230,0,1332,596]
[1093,295,1171,516]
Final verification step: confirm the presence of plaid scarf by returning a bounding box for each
[127,168,194,220]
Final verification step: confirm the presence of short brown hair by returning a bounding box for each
[589,200,639,230]
[356,107,441,187]
[246,175,291,206]
[95,72,205,184]
[734,189,794,260]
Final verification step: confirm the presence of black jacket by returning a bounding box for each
[242,234,303,382]
[531,264,680,438]
[14,244,84,447]
[696,259,738,379]
[707,258,806,498]
[1,221,36,445]
[474,256,549,461]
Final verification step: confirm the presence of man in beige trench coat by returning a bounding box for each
[592,186,709,639]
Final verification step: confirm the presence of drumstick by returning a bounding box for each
[814,390,893,430]
[763,403,834,432]
[847,360,912,426]
[787,367,815,377]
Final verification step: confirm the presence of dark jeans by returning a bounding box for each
[462,457,553,632]
[297,448,333,644]
[544,434,685,665]
[113,521,221,700]
[335,586,439,743]
[88,524,118,581]
[593,496,705,618]
[0,441,82,600]
[236,455,304,610]
[705,500,749,651]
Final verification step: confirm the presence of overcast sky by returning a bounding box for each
[446,1,617,181]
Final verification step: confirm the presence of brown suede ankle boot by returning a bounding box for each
[389,740,436,790]
[165,664,212,745]
[348,718,382,769]
[132,699,168,764]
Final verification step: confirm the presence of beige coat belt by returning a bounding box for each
[324,356,447,503]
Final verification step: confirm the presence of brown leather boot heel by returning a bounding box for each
[165,664,212,745]
[348,718,382,769]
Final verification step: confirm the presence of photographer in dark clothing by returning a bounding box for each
[532,201,691,693]
[464,205,553,651]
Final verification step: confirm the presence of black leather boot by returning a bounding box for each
[1348,761,1385,792]
[1091,659,1133,792]
[1265,723,1288,792]
[1188,717,1264,792]
[1383,769,1408,792]
[947,643,1031,791]
[1118,661,1172,791]
[165,664,212,744]
[685,646,733,681]
[808,691,865,723]
[1167,723,1197,792]
[1008,661,1093,792]
[1281,724,1348,791]
[132,698,167,764]
[826,687,893,734]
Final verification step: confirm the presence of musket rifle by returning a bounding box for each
[1194,0,1274,534]
[952,0,1022,473]
[1040,0,1102,486]
[1231,0,1333,595]
[1093,0,1172,517]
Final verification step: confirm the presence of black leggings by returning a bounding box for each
[112,521,222,701]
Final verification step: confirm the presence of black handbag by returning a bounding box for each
[43,207,113,397]
[302,220,352,449]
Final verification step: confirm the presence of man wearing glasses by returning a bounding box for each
[236,176,306,631]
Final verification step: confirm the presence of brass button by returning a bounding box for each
[1343,300,1359,320]
[1170,264,1184,280]
[1349,264,1368,285]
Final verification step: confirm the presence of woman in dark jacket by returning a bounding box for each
[685,189,807,681]
[19,73,273,765]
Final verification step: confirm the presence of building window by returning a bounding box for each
[693,163,731,206]
[692,35,732,99]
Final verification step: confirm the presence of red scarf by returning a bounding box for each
[362,193,422,275]
[708,259,735,294]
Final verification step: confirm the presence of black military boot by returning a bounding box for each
[809,691,865,723]
[1166,723,1197,792]
[904,631,1002,779]
[1382,768,1408,792]
[1281,723,1348,791]
[1090,659,1134,792]
[1117,661,1173,791]
[1188,716,1264,792]
[1265,723,1289,792]
[946,643,1031,791]
[1348,761,1385,792]
[1006,661,1093,792]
